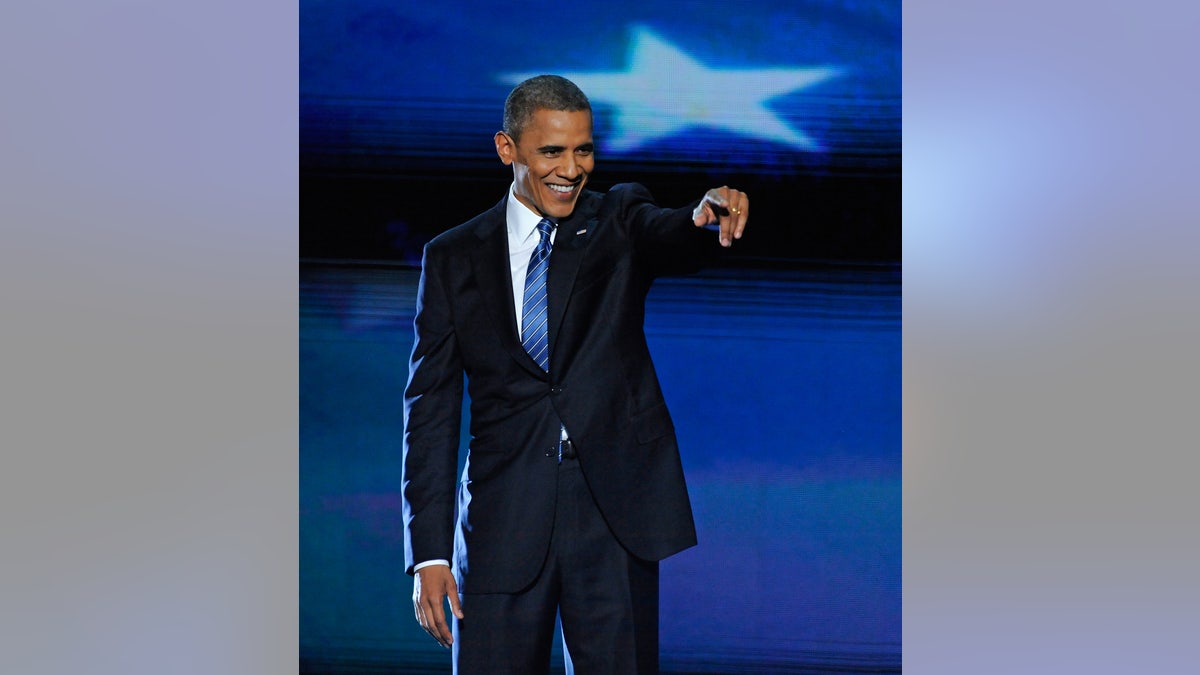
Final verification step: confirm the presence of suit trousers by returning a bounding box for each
[452,454,660,675]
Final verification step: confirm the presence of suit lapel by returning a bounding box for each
[546,195,597,359]
[469,198,548,379]
[470,190,597,378]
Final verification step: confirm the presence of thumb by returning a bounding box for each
[447,578,464,619]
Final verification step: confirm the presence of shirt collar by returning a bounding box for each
[506,183,552,244]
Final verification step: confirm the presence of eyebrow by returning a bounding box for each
[537,143,595,153]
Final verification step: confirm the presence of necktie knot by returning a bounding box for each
[536,218,555,242]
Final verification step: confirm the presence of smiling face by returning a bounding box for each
[495,108,595,221]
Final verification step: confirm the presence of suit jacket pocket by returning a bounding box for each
[632,403,675,444]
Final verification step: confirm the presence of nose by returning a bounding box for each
[558,154,580,180]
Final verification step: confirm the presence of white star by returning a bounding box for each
[502,26,840,152]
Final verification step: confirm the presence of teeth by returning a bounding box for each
[548,184,574,193]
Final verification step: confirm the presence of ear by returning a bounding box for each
[494,131,515,166]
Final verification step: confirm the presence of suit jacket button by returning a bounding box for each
[550,386,563,395]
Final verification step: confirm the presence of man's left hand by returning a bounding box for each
[692,186,750,247]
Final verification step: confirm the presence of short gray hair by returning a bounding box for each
[503,75,591,141]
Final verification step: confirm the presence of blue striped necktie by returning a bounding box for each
[521,218,555,370]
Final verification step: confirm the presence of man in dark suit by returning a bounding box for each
[403,74,749,674]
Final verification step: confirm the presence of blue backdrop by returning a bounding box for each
[300,265,900,673]
[300,0,900,264]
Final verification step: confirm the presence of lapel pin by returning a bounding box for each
[576,228,587,235]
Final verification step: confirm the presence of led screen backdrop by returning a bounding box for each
[301,0,900,264]
[300,267,901,674]
[301,1,900,672]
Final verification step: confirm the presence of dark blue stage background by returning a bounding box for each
[300,265,899,673]
[301,0,899,671]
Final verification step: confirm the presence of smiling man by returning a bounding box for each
[402,74,749,674]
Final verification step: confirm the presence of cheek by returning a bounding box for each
[519,168,539,188]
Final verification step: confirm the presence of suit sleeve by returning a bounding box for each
[614,182,717,277]
[402,242,463,576]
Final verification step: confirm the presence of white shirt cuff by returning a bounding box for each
[414,559,450,572]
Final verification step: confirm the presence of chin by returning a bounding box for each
[546,204,577,220]
[542,194,582,218]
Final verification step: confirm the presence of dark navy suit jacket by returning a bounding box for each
[402,183,712,594]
